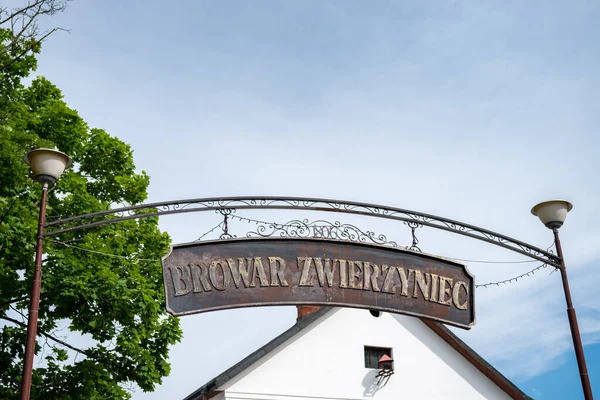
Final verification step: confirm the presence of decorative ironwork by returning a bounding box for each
[246,219,399,248]
[218,209,236,240]
[376,369,394,386]
[404,221,422,252]
[43,196,561,268]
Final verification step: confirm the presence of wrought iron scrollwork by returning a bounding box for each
[218,209,236,240]
[404,221,422,252]
[246,219,398,247]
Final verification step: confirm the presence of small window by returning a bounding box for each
[364,346,392,369]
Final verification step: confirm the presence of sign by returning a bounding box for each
[162,238,475,329]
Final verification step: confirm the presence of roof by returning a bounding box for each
[421,319,532,400]
[183,308,532,400]
[183,307,332,400]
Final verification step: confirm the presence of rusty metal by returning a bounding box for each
[162,237,475,329]
[43,196,560,268]
[553,228,594,400]
[20,182,49,400]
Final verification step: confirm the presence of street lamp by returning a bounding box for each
[20,148,72,400]
[532,200,594,400]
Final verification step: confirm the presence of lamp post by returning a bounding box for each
[532,200,594,400]
[21,148,72,400]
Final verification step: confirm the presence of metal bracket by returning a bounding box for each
[405,221,422,252]
[219,209,235,240]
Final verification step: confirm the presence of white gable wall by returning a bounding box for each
[220,308,514,400]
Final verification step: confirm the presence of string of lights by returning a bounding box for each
[226,214,556,288]
[48,214,555,289]
[474,263,549,288]
[50,221,226,262]
[226,214,540,265]
[195,221,224,241]
[51,241,158,262]
[442,257,537,264]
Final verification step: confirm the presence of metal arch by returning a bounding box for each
[44,196,560,268]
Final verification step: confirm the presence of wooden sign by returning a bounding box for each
[162,238,475,329]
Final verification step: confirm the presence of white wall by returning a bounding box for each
[220,308,514,400]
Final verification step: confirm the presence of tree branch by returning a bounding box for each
[1,27,66,69]
[7,2,44,50]
[0,196,19,226]
[0,0,46,26]
[0,315,92,356]
[0,0,70,67]
[0,296,27,308]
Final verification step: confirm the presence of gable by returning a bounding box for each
[219,308,522,400]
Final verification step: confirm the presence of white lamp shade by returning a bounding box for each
[24,148,72,184]
[531,200,573,228]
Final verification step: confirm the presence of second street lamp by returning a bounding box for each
[20,148,72,400]
[532,200,594,400]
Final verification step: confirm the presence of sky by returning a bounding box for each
[21,0,600,398]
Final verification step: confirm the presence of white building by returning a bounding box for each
[184,307,531,400]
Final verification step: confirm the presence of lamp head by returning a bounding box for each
[24,148,72,185]
[531,200,573,230]
[378,354,394,370]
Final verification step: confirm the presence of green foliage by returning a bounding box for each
[0,7,181,399]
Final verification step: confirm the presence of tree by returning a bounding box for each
[1,0,69,120]
[0,2,182,399]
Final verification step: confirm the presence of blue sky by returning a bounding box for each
[521,342,600,399]
[21,0,600,398]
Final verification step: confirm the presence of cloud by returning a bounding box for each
[21,0,599,397]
